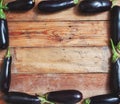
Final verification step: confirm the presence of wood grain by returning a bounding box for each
[12,47,110,73]
[0,47,111,73]
[9,74,109,100]
[5,0,120,21]
[0,74,109,104]
[8,21,110,47]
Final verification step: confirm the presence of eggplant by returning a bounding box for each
[3,91,55,104]
[110,58,120,95]
[0,4,9,49]
[0,18,9,49]
[43,90,82,104]
[110,6,120,52]
[0,48,12,94]
[0,0,9,49]
[110,5,120,95]
[78,0,112,13]
[38,0,78,13]
[3,92,41,104]
[6,0,35,11]
[110,37,120,95]
[84,93,120,104]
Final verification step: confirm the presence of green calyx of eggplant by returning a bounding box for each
[0,0,7,19]
[84,98,91,104]
[110,39,120,63]
[73,0,79,5]
[6,47,11,58]
[116,41,120,51]
[110,0,118,8]
[38,95,55,104]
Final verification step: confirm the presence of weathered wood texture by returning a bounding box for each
[0,73,109,104]
[0,47,111,73]
[9,74,109,100]
[8,21,109,47]
[12,47,110,73]
[5,0,120,21]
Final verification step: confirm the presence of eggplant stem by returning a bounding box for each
[73,0,78,4]
[116,41,120,51]
[32,0,35,3]
[0,9,5,19]
[84,98,91,104]
[0,0,6,19]
[38,96,55,104]
[0,0,8,10]
[0,0,3,6]
[0,5,8,10]
[6,47,11,58]
[110,0,117,7]
[110,39,120,63]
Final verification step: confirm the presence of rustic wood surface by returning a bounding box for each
[0,0,116,104]
[8,21,109,47]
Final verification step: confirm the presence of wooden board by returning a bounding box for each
[0,0,116,103]
[8,21,109,47]
[10,73,109,99]
[11,47,110,73]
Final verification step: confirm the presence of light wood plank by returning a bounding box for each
[9,73,109,101]
[0,50,7,60]
[8,21,109,47]
[5,0,120,21]
[11,47,110,73]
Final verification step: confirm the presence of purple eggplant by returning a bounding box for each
[0,18,9,49]
[110,6,120,53]
[3,92,41,104]
[38,0,78,13]
[6,0,35,11]
[0,0,9,49]
[110,6,120,46]
[84,93,120,104]
[0,48,12,94]
[43,90,82,104]
[110,58,120,95]
[78,0,112,13]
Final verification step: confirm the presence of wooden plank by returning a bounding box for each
[9,73,109,102]
[5,0,120,21]
[0,50,7,60]
[11,47,110,73]
[8,21,109,47]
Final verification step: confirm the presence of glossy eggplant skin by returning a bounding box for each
[110,58,120,95]
[84,93,120,104]
[6,0,35,11]
[44,90,82,104]
[110,6,120,46]
[0,50,12,93]
[38,0,76,13]
[3,92,40,104]
[0,19,9,49]
[78,0,112,13]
